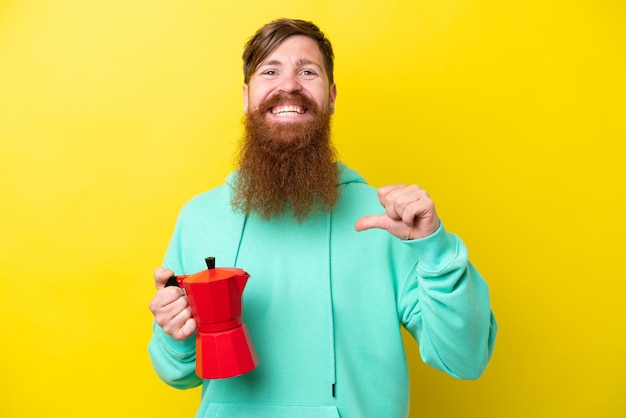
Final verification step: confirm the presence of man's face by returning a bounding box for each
[243,35,337,128]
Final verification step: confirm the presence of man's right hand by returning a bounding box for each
[148,267,197,340]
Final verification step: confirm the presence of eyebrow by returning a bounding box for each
[260,59,323,69]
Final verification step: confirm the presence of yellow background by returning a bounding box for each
[1,1,624,417]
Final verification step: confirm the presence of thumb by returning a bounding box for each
[355,214,387,232]
[154,266,175,289]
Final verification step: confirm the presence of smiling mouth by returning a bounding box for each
[270,105,307,116]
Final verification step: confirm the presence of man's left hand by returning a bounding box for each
[355,184,440,240]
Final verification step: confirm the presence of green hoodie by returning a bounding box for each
[149,162,497,418]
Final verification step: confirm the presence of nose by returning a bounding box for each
[277,74,302,94]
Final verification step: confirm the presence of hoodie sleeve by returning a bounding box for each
[147,200,203,390]
[398,224,497,379]
[148,322,202,389]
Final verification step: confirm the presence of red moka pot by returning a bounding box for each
[166,257,258,379]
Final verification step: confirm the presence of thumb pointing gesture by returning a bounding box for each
[355,184,440,240]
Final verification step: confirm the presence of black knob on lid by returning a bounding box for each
[205,257,216,269]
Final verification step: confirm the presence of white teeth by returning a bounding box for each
[272,105,305,115]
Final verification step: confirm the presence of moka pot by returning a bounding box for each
[165,257,258,379]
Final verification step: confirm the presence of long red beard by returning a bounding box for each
[232,92,339,221]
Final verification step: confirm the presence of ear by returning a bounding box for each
[329,83,337,114]
[242,84,249,114]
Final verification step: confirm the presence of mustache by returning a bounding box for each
[258,91,320,113]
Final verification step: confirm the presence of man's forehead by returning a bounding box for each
[259,36,323,64]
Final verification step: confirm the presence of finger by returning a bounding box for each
[149,286,186,317]
[162,287,187,309]
[398,192,429,225]
[377,184,406,201]
[175,317,197,340]
[154,266,175,289]
[377,185,405,212]
[155,296,191,330]
[164,305,195,340]
[403,199,440,234]
[355,214,389,232]
[378,185,414,220]
[389,185,429,222]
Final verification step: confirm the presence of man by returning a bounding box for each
[149,18,497,418]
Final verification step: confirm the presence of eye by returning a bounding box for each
[261,69,278,77]
[300,70,317,79]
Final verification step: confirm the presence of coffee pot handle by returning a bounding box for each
[164,275,181,287]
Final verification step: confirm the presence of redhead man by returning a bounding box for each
[149,18,497,418]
